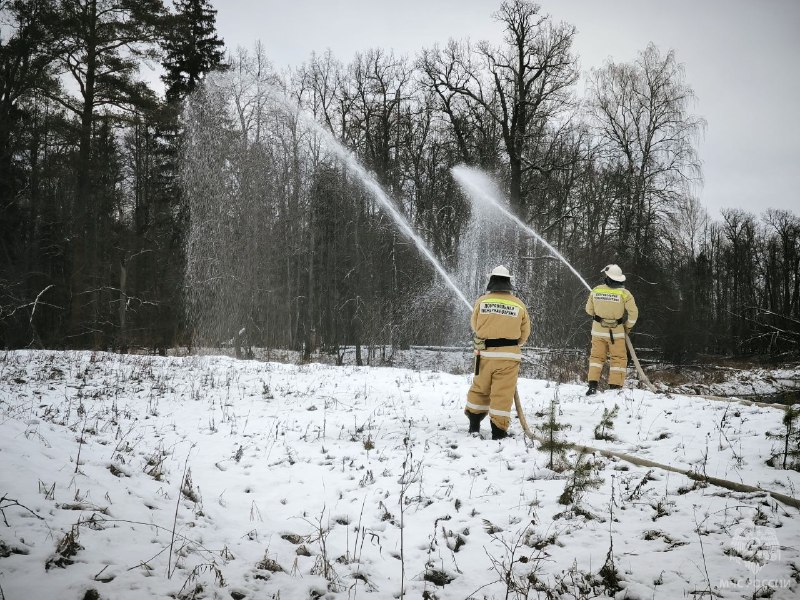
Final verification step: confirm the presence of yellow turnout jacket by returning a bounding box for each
[585,285,638,339]
[471,292,530,359]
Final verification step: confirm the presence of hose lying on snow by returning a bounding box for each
[512,389,800,511]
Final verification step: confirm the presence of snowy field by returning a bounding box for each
[170,345,800,400]
[1,351,799,599]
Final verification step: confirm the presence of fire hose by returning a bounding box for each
[505,346,799,510]
[466,300,797,509]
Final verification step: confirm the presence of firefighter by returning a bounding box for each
[465,265,530,439]
[585,264,639,395]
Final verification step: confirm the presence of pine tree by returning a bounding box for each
[147,1,225,350]
[0,0,61,338]
[156,0,226,232]
[766,404,800,471]
[785,405,800,471]
[535,390,571,471]
[161,0,226,104]
[0,0,60,204]
[594,404,619,441]
[558,449,603,509]
[54,0,164,345]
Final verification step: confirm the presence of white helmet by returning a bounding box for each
[601,264,626,282]
[489,265,511,279]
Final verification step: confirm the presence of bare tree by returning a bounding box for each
[764,209,800,319]
[587,43,705,269]
[420,0,578,210]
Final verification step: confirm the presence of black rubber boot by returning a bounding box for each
[490,421,509,440]
[609,384,621,390]
[466,410,485,434]
[586,381,598,396]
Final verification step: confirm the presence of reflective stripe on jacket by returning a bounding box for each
[471,292,530,359]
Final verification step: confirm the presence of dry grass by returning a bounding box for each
[648,366,728,388]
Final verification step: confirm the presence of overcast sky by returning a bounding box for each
[210,0,799,218]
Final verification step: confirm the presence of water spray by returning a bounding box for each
[266,87,472,313]
[451,165,655,392]
[258,94,556,440]
[434,170,800,509]
[177,80,800,510]
[452,165,592,292]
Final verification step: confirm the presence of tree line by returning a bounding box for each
[1,0,798,362]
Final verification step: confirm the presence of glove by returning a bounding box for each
[472,335,486,352]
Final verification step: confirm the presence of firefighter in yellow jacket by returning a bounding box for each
[585,264,639,395]
[465,266,530,439]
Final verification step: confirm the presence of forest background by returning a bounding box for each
[1,0,797,363]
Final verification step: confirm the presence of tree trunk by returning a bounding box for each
[119,260,127,352]
[69,0,98,346]
[509,153,522,212]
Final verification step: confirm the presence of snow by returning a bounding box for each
[1,350,798,599]
[667,366,800,398]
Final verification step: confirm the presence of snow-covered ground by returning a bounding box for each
[1,350,799,599]
[172,345,800,400]
[662,365,800,399]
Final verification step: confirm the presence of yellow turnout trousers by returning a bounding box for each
[588,336,628,386]
[465,358,519,431]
